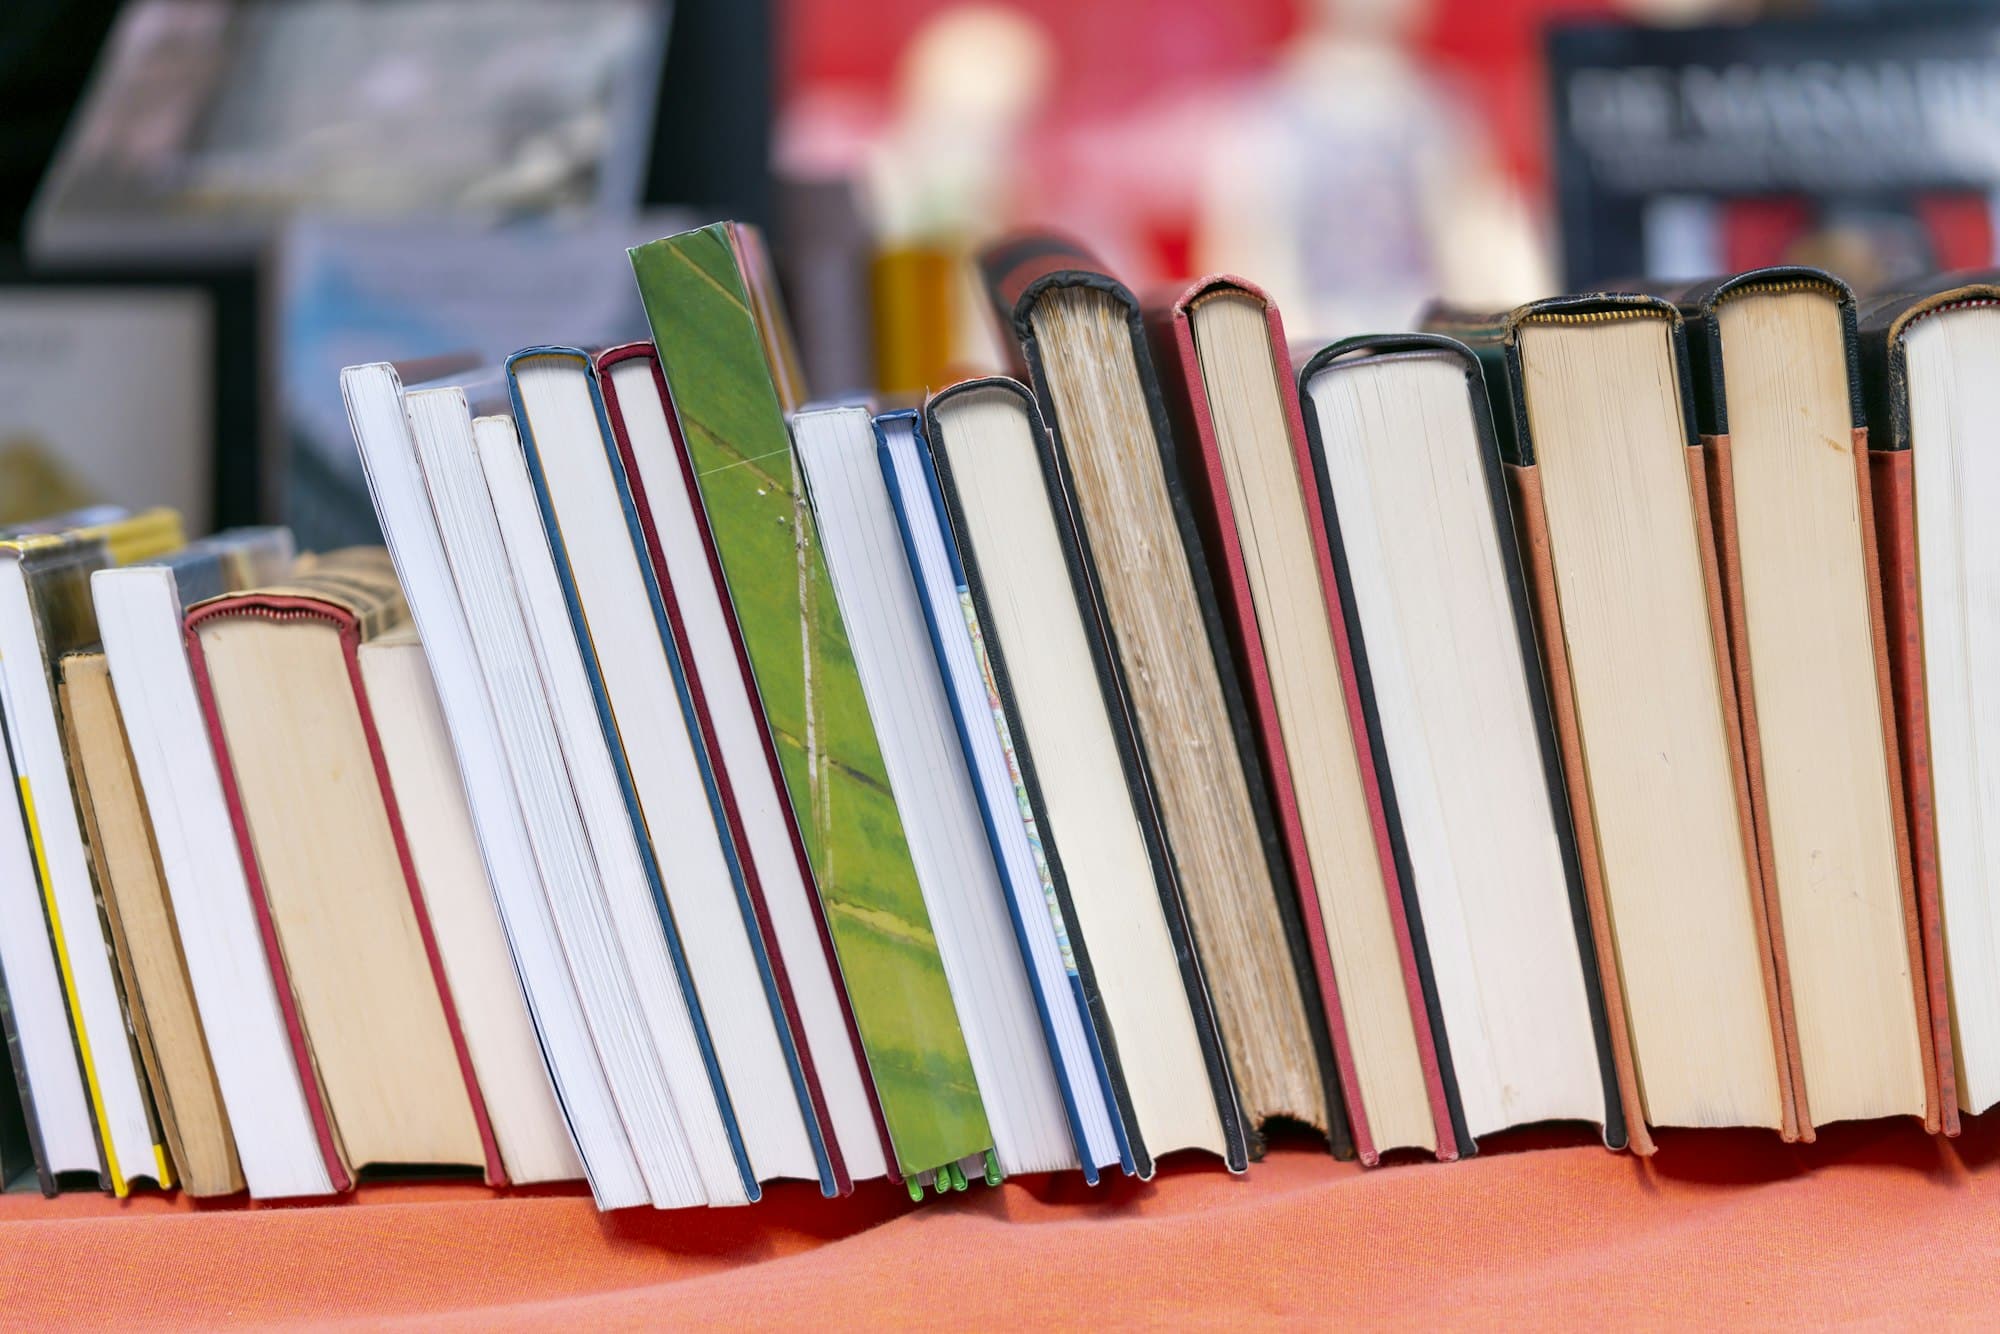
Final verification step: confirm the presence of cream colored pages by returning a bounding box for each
[931,386,1225,1160]
[1191,294,1433,1153]
[359,629,584,1183]
[1719,289,1925,1125]
[200,616,484,1168]
[1519,314,1783,1130]
[1908,305,2000,1115]
[1307,349,1606,1140]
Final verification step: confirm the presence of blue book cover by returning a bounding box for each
[504,346,836,1200]
[875,408,1132,1182]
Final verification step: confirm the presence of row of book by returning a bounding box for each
[0,220,1989,1208]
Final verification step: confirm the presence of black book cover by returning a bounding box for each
[1297,332,1629,1155]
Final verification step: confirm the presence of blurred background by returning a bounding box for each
[4,0,1999,546]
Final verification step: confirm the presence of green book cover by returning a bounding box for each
[630,222,991,1183]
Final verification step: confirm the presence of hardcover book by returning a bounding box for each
[631,222,992,1187]
[1425,293,1797,1150]
[1151,276,1447,1164]
[504,346,823,1198]
[1295,331,1627,1153]
[597,342,882,1190]
[58,650,244,1196]
[881,404,1128,1181]
[924,375,1242,1175]
[183,548,501,1187]
[979,233,1332,1161]
[1855,272,2000,1127]
[1669,267,1937,1136]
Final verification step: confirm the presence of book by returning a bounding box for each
[0,506,183,1194]
[1296,331,1626,1151]
[879,406,1129,1181]
[57,650,243,1197]
[1426,293,1797,1149]
[1153,276,1448,1163]
[467,399,755,1206]
[1670,268,1936,1135]
[505,347,829,1195]
[93,528,338,1199]
[344,364,647,1211]
[792,402,1074,1179]
[417,382,740,1208]
[979,234,1332,1156]
[925,376,1240,1176]
[631,221,993,1188]
[1855,273,2000,1126]
[0,695,66,1196]
[183,548,499,1184]
[355,625,583,1185]
[596,342,882,1188]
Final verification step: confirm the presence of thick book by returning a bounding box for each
[979,233,1332,1161]
[1668,267,1938,1137]
[925,374,1245,1176]
[92,528,336,1200]
[183,549,501,1187]
[881,404,1129,1182]
[597,342,881,1191]
[1854,272,2000,1128]
[504,346,819,1199]
[1151,276,1446,1164]
[1425,293,1799,1151]
[58,650,243,1197]
[1295,331,1628,1153]
[0,506,182,1195]
[631,221,992,1188]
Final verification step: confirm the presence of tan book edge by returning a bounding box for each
[1502,466,1654,1156]
[59,655,244,1195]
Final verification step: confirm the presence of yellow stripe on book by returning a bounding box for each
[19,777,126,1194]
[152,1143,174,1190]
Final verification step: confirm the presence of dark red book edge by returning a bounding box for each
[185,593,505,1190]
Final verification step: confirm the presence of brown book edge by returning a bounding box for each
[1502,462,1654,1155]
[1851,430,1945,1134]
[1694,438,1813,1140]
[56,673,185,1189]
[1867,447,1959,1134]
[1685,444,1804,1143]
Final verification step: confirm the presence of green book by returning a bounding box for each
[630,222,992,1185]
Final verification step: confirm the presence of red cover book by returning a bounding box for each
[183,550,506,1187]
[595,342,890,1190]
[1148,276,1458,1164]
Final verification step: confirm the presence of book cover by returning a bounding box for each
[882,403,1130,1182]
[504,344,790,1202]
[597,341,853,1194]
[631,222,992,1186]
[182,549,503,1189]
[1668,267,1939,1137]
[1152,276,1443,1165]
[1852,273,2000,1135]
[1426,293,1801,1152]
[1297,331,1630,1155]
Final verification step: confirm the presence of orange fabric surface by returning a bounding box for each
[3,1118,1996,1327]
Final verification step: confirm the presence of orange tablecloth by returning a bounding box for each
[4,1117,1996,1328]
